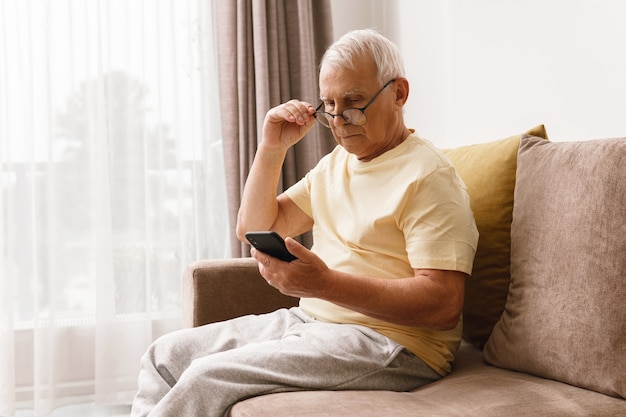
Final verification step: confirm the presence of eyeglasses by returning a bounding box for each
[314,79,396,128]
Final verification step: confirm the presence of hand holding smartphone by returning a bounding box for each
[245,231,298,262]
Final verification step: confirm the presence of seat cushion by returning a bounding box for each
[230,342,626,417]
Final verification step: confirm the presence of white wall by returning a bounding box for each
[330,0,626,147]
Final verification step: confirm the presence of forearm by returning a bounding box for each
[236,144,288,241]
[235,100,317,242]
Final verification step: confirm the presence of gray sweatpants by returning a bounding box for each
[130,307,441,417]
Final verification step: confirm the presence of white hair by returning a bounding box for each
[320,28,406,86]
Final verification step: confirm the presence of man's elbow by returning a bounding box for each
[436,293,465,330]
[403,306,462,331]
[235,225,247,244]
[433,272,466,330]
[235,209,254,243]
[435,310,463,331]
[423,299,464,331]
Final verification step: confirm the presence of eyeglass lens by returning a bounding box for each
[317,109,365,128]
[314,79,395,128]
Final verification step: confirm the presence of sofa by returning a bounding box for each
[182,127,626,416]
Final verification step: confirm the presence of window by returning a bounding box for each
[0,1,229,414]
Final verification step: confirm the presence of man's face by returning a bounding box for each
[319,54,403,161]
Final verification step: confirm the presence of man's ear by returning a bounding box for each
[394,78,410,106]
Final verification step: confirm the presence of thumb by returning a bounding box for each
[284,237,311,260]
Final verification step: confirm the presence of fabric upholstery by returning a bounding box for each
[182,258,297,327]
[484,136,626,399]
[443,125,547,348]
[230,342,626,417]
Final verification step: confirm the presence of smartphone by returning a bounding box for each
[245,231,298,262]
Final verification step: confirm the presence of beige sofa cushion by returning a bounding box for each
[484,136,626,398]
[230,343,626,417]
[443,125,547,348]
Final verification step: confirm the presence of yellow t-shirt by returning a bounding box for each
[284,134,478,375]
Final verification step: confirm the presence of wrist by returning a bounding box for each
[257,139,290,158]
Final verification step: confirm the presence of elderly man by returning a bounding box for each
[131,28,478,417]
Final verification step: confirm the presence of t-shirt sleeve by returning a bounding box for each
[399,166,478,275]
[283,172,313,219]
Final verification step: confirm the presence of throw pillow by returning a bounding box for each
[443,125,547,349]
[483,135,626,398]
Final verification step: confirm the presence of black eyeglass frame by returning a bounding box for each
[314,79,396,128]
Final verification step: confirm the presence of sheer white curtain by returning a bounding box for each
[0,1,229,415]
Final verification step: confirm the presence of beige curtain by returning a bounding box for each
[214,0,336,257]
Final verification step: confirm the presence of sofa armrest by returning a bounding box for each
[182,257,299,328]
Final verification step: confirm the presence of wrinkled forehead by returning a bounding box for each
[319,55,378,99]
[318,84,366,101]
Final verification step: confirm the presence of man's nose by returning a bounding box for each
[331,111,349,127]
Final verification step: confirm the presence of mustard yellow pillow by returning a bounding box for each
[443,125,547,349]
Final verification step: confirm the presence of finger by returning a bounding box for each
[282,101,315,125]
[251,248,270,264]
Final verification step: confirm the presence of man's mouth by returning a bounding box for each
[336,131,360,141]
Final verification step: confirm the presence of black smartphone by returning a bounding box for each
[245,231,298,262]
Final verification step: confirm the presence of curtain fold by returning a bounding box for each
[214,0,336,256]
[0,1,228,415]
